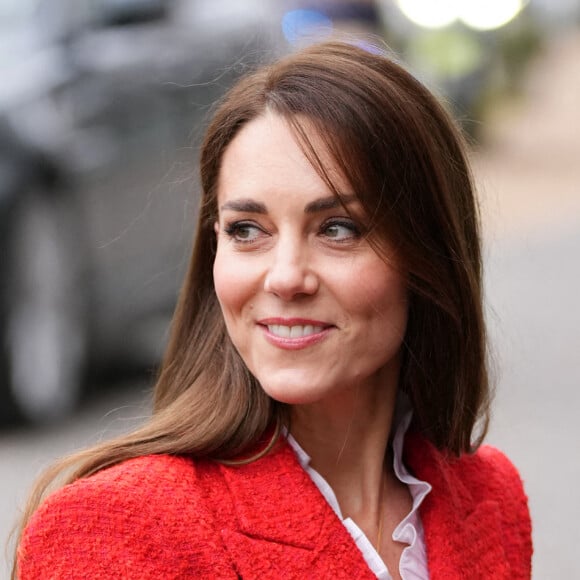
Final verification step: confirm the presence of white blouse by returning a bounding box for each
[286,406,431,579]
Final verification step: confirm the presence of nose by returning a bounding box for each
[263,237,319,300]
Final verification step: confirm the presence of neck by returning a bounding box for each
[289,375,399,517]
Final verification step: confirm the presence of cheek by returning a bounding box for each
[213,252,236,314]
[213,252,256,318]
[351,264,409,329]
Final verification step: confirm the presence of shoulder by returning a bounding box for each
[28,454,206,522]
[451,446,533,575]
[75,453,202,494]
[453,444,528,497]
[405,434,532,576]
[18,455,235,579]
[406,432,529,505]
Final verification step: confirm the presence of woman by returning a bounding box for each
[14,41,532,579]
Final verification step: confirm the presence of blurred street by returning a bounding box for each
[474,30,580,580]
[1,29,579,579]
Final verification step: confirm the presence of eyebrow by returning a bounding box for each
[220,194,358,215]
[220,199,267,214]
[304,194,358,213]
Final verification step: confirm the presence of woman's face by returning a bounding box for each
[213,112,408,405]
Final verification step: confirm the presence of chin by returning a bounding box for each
[258,376,340,406]
[258,380,329,406]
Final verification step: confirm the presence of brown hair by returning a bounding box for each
[193,40,490,453]
[12,40,489,575]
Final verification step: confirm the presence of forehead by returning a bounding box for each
[217,111,352,206]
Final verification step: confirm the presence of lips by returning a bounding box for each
[258,318,333,349]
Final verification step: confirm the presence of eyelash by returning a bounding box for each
[223,221,263,244]
[320,218,362,241]
[222,218,362,245]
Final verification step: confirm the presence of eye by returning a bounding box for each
[321,219,361,242]
[223,221,265,244]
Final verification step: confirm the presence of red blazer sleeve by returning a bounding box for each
[17,456,238,579]
[476,445,533,577]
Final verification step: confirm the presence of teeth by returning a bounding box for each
[267,324,323,338]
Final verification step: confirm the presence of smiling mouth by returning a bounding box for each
[266,324,325,339]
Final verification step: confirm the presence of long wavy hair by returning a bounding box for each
[12,40,490,575]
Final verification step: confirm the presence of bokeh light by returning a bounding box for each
[396,0,526,30]
[459,0,525,31]
[396,0,459,29]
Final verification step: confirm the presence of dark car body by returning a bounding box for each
[0,0,286,422]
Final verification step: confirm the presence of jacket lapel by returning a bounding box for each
[215,431,513,578]
[404,432,512,579]
[218,441,376,579]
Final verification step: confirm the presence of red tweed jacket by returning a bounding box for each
[18,432,532,579]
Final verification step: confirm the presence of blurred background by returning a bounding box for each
[1,0,579,576]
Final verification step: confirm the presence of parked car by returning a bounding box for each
[0,0,286,423]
